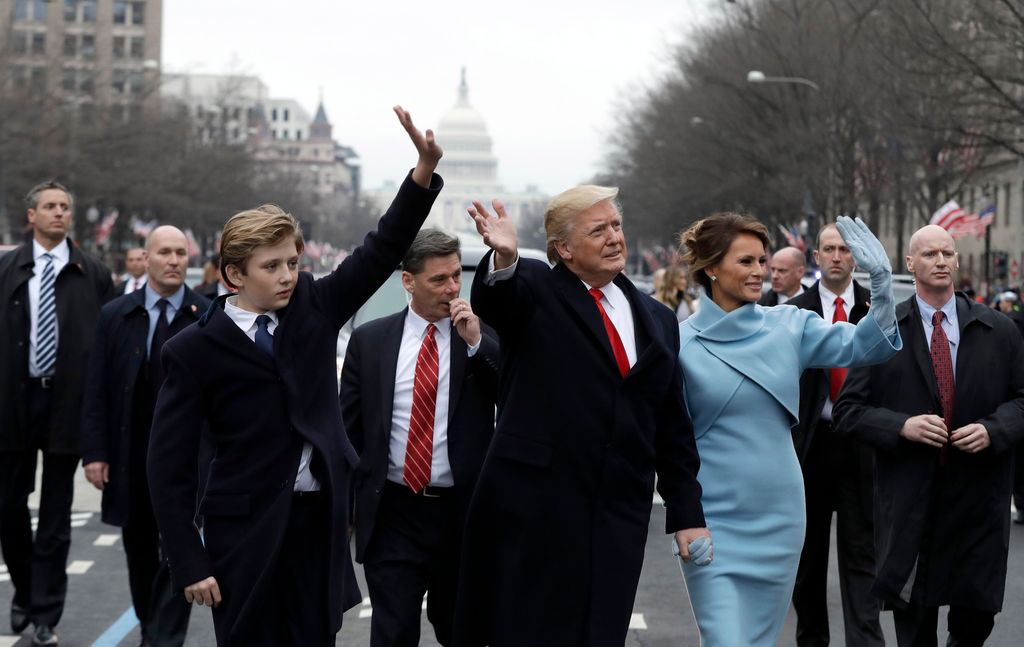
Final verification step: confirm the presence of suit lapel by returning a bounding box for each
[900,298,941,404]
[616,274,660,377]
[377,312,405,436]
[201,303,277,372]
[448,332,467,423]
[552,264,620,372]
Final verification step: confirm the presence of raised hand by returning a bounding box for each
[393,105,442,188]
[836,216,891,276]
[468,199,518,269]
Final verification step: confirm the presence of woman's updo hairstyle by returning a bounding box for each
[678,212,770,292]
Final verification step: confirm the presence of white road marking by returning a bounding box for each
[94,534,121,546]
[66,560,94,574]
[629,613,648,629]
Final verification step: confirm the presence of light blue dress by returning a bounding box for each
[678,294,900,646]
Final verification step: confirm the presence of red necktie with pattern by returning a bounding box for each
[829,296,848,402]
[589,288,630,378]
[930,311,955,463]
[404,323,438,493]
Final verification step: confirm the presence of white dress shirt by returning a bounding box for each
[487,254,637,368]
[223,297,320,492]
[777,285,805,305]
[28,239,70,377]
[817,281,856,421]
[123,276,146,294]
[388,309,480,487]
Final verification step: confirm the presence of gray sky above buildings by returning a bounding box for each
[163,0,714,196]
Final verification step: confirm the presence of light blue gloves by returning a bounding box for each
[671,535,713,569]
[835,216,897,336]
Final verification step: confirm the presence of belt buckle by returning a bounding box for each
[421,487,441,498]
[39,376,53,389]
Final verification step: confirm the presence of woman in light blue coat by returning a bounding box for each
[674,213,901,646]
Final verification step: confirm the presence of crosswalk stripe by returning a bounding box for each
[67,560,94,574]
[94,534,121,547]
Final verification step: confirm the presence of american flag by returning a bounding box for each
[183,229,200,257]
[777,223,806,252]
[93,210,119,245]
[929,200,966,231]
[947,203,995,239]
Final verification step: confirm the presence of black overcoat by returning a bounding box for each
[80,286,210,526]
[0,240,116,453]
[834,293,1024,612]
[454,256,705,647]
[339,308,499,562]
[146,173,441,646]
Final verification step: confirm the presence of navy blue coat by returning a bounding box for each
[340,308,499,563]
[81,286,210,526]
[455,256,705,647]
[146,173,441,645]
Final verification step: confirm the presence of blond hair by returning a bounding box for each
[220,204,304,288]
[544,185,621,264]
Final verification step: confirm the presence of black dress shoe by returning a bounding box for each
[32,624,59,646]
[10,602,29,634]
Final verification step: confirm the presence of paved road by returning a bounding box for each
[2,466,1024,645]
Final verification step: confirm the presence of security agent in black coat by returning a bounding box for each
[834,225,1024,647]
[341,232,499,646]
[0,181,116,643]
[147,109,442,647]
[788,278,883,647]
[81,226,210,646]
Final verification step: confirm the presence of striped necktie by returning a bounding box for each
[36,253,57,375]
[404,323,438,493]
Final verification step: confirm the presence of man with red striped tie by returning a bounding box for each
[340,228,499,647]
[787,223,883,646]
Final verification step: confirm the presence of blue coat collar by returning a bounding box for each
[688,292,766,343]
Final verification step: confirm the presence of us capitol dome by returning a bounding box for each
[371,69,547,238]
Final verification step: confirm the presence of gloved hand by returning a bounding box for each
[671,535,713,568]
[836,216,896,336]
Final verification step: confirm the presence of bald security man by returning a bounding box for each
[759,246,806,306]
[82,226,210,646]
[835,225,1024,646]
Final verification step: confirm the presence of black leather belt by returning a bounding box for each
[385,480,453,499]
[28,376,54,389]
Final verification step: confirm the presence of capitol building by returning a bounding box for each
[371,70,548,240]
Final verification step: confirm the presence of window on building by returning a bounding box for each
[30,67,46,92]
[83,0,96,22]
[63,34,76,56]
[15,0,47,22]
[62,68,76,91]
[284,108,290,122]
[282,130,289,140]
[81,34,95,59]
[112,69,126,94]
[64,0,77,21]
[271,108,278,121]
[1004,183,1012,226]
[128,70,144,94]
[129,37,144,59]
[31,33,45,56]
[232,127,240,140]
[131,1,145,25]
[295,131,302,141]
[113,1,127,24]
[80,72,94,94]
[13,32,28,54]
[112,36,126,59]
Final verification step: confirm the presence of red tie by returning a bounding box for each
[829,296,848,402]
[930,311,955,463]
[589,288,630,378]
[404,323,438,493]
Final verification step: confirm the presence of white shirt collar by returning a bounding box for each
[583,279,627,311]
[145,283,186,311]
[224,295,279,331]
[404,306,452,339]
[916,294,957,328]
[819,280,855,307]
[33,238,70,264]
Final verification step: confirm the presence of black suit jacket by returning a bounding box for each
[455,256,704,647]
[834,293,1024,611]
[787,280,870,462]
[146,173,441,645]
[339,309,499,563]
[757,290,782,306]
[81,286,210,526]
[0,239,116,453]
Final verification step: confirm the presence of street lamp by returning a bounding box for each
[746,70,821,92]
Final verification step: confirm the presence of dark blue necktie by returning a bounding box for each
[255,314,274,358]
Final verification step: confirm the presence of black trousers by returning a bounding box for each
[793,423,883,647]
[122,413,191,647]
[363,482,460,647]
[892,604,995,647]
[1013,440,1024,514]
[0,382,79,627]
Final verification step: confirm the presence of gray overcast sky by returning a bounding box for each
[163,0,715,196]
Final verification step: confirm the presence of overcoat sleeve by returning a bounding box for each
[80,306,115,464]
[975,318,1024,453]
[832,364,909,452]
[147,342,212,590]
